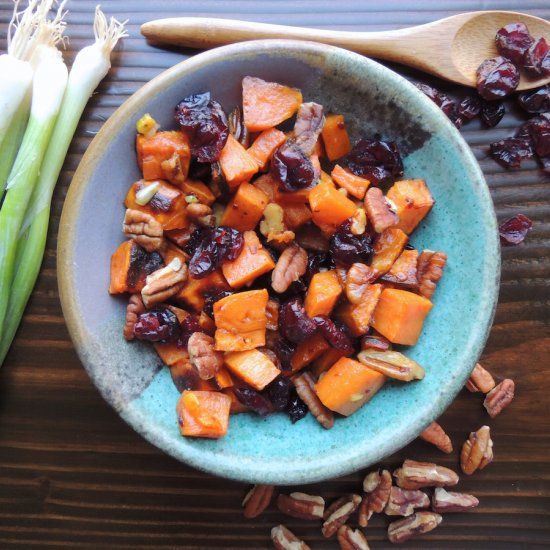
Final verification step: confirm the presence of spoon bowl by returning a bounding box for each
[141,10,550,90]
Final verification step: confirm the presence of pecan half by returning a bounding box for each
[322,494,361,538]
[266,298,280,331]
[271,525,311,550]
[242,484,274,518]
[186,202,215,227]
[416,250,447,299]
[271,243,308,294]
[123,209,164,252]
[431,487,479,513]
[345,263,378,304]
[364,187,398,233]
[484,378,515,417]
[294,102,325,156]
[187,332,223,380]
[277,492,325,520]
[387,512,442,544]
[460,425,494,475]
[385,486,430,517]
[361,333,391,352]
[465,362,496,393]
[141,257,187,308]
[357,350,424,381]
[350,208,367,236]
[394,459,458,490]
[123,294,145,340]
[337,525,371,550]
[293,372,334,429]
[419,421,453,454]
[363,469,392,513]
[160,152,188,185]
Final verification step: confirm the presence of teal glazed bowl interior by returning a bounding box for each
[58,40,499,485]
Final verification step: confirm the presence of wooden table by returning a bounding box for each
[1,1,549,548]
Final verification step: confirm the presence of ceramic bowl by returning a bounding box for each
[58,40,499,484]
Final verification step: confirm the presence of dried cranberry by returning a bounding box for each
[313,316,353,354]
[187,159,212,181]
[490,138,533,169]
[305,252,334,284]
[233,387,273,416]
[413,82,457,121]
[203,289,233,318]
[499,214,533,246]
[518,113,550,157]
[481,101,505,128]
[134,308,181,342]
[285,388,308,423]
[523,37,550,77]
[476,56,520,100]
[272,337,296,371]
[329,220,373,266]
[346,139,403,185]
[518,86,550,113]
[177,314,202,347]
[266,377,292,411]
[495,23,534,65]
[174,92,229,162]
[457,95,483,120]
[278,297,318,344]
[271,140,315,192]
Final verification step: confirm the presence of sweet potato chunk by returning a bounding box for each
[222,231,275,289]
[242,76,302,132]
[381,249,419,287]
[315,357,385,416]
[219,134,259,189]
[290,333,330,373]
[335,283,383,336]
[224,349,280,390]
[371,289,433,345]
[311,347,346,378]
[308,180,357,236]
[214,289,269,351]
[175,269,230,312]
[177,390,231,438]
[304,270,343,318]
[386,179,434,234]
[331,164,370,200]
[247,128,287,170]
[321,114,352,161]
[370,228,409,275]
[220,182,269,232]
[180,179,216,206]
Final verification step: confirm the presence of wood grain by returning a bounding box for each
[0,0,549,548]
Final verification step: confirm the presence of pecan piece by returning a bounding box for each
[350,208,367,236]
[187,332,223,380]
[357,350,424,381]
[141,258,187,308]
[484,378,515,417]
[293,102,325,156]
[385,486,430,517]
[260,203,295,246]
[387,512,442,544]
[361,333,391,352]
[277,492,325,520]
[266,298,280,331]
[186,202,215,227]
[242,484,274,518]
[431,487,479,513]
[122,208,164,252]
[345,263,378,304]
[461,425,494,475]
[293,372,334,429]
[322,494,361,538]
[358,468,392,527]
[271,524,311,550]
[394,459,458,490]
[364,187,398,233]
[416,250,447,299]
[271,243,308,294]
[123,294,145,340]
[465,362,496,393]
[337,525,371,550]
[419,421,453,454]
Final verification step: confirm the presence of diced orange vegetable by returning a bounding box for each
[224,349,280,390]
[312,138,325,158]
[311,348,346,378]
[304,270,342,318]
[214,289,269,351]
[154,341,188,368]
[177,390,231,438]
[161,241,189,266]
[282,203,313,230]
[331,164,370,200]
[371,228,409,275]
[136,131,191,185]
[386,179,434,234]
[212,367,234,390]
[175,269,230,312]
[242,76,302,132]
[315,357,385,416]
[290,333,330,373]
[125,180,188,230]
[198,311,216,334]
[220,182,269,232]
[109,240,134,294]
[335,283,383,336]
[319,171,335,186]
[309,180,357,236]
[165,226,195,248]
[276,186,311,205]
[253,173,278,201]
[381,249,419,287]
[219,134,259,189]
[222,231,275,289]
[321,114,352,161]
[247,128,286,170]
[371,289,433,345]
[181,179,216,206]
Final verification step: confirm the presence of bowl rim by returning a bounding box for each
[58,38,500,484]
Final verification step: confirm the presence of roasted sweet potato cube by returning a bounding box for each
[309,180,357,236]
[247,128,287,170]
[304,270,343,318]
[219,134,259,189]
[282,203,313,230]
[335,283,383,336]
[386,179,434,234]
[290,332,330,373]
[370,228,409,275]
[381,249,419,287]
[331,164,370,200]
[311,347,347,378]
[321,114,352,161]
[224,349,280,390]
[177,390,231,438]
[253,173,278,201]
[220,182,269,232]
[175,269,230,312]
[180,179,216,206]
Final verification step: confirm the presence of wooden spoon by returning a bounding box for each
[141,11,550,90]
